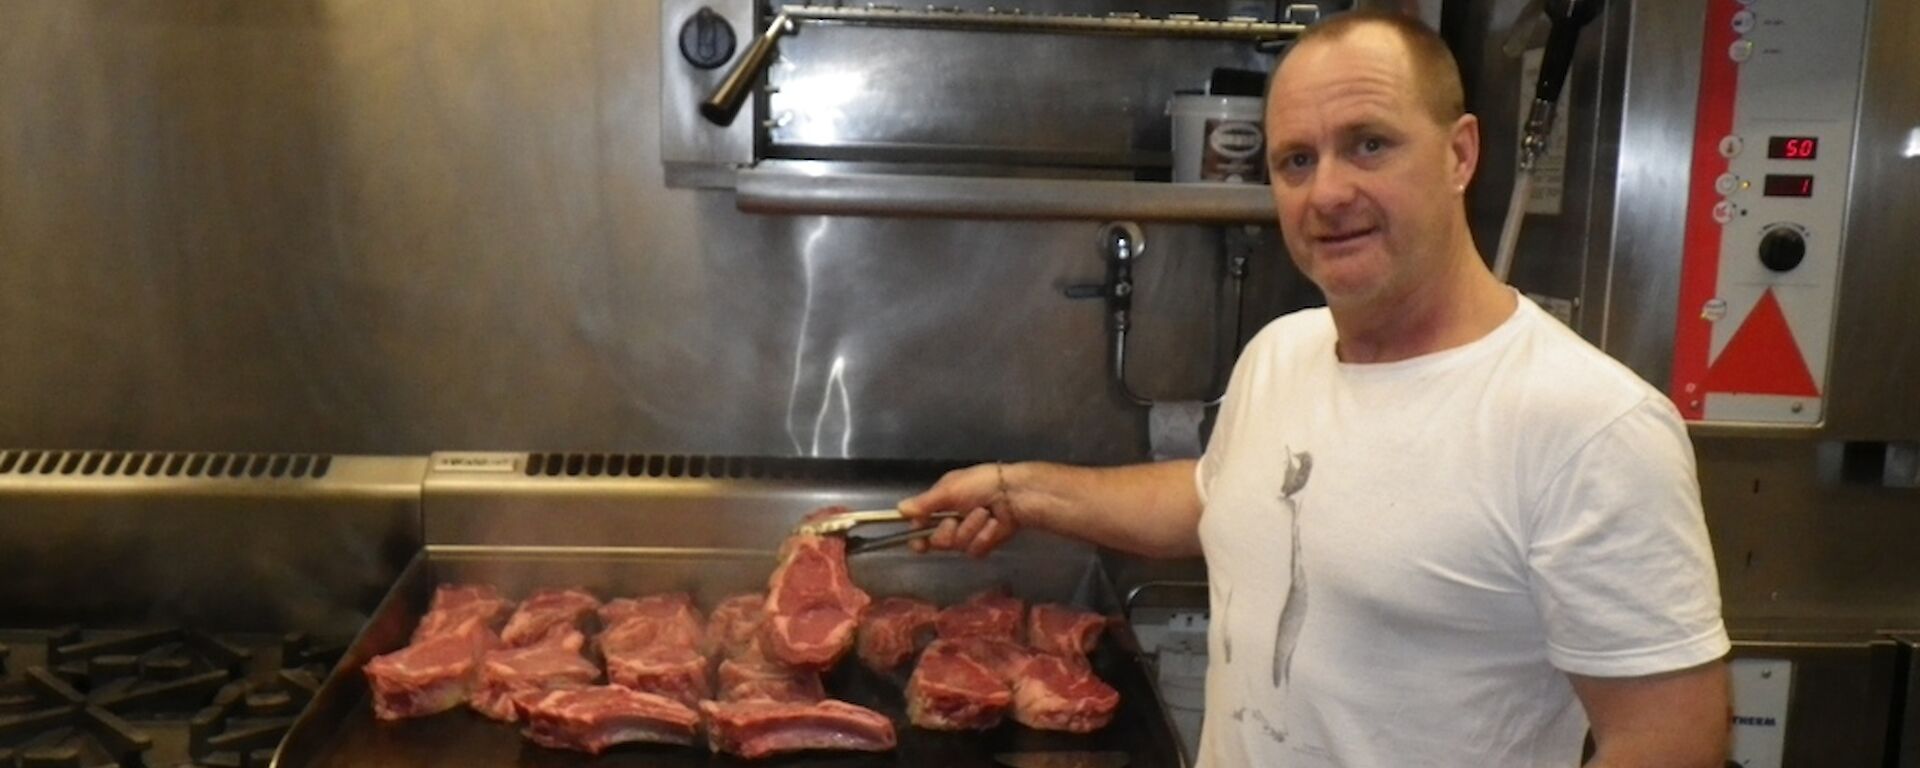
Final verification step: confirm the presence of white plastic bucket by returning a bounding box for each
[1167,94,1267,184]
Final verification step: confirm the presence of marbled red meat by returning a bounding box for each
[470,642,600,722]
[604,643,710,708]
[411,583,513,644]
[520,685,700,753]
[763,533,870,668]
[599,593,710,707]
[707,592,768,660]
[500,588,601,648]
[701,698,897,759]
[857,596,939,672]
[598,593,705,650]
[903,638,1013,730]
[1010,653,1120,733]
[934,591,1024,641]
[1027,603,1107,657]
[717,651,826,704]
[364,624,499,721]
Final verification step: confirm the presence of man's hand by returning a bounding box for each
[898,463,1019,558]
[1575,660,1730,768]
[898,460,1205,560]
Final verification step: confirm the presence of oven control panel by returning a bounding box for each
[1673,0,1868,425]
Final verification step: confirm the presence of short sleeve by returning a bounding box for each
[1526,395,1731,678]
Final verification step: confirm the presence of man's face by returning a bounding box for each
[1264,27,1476,307]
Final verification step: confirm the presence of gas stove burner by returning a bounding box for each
[0,667,149,768]
[0,628,344,768]
[45,627,244,717]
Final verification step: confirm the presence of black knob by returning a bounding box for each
[1758,227,1806,272]
[679,8,736,70]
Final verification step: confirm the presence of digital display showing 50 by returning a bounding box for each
[1768,136,1819,160]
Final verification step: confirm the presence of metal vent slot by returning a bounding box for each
[0,450,334,479]
[518,453,973,483]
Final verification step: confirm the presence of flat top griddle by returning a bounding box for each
[274,548,1187,768]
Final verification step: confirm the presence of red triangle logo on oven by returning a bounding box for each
[1705,288,1821,397]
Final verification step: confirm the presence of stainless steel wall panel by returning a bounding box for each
[0,0,1277,462]
[1823,0,1920,439]
[1594,0,1702,385]
[1700,437,1920,626]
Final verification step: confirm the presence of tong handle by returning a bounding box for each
[844,511,964,555]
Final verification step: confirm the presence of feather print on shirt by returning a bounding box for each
[1271,449,1312,690]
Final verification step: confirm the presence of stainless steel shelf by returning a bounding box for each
[734,165,1276,224]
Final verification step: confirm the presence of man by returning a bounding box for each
[898,10,1730,768]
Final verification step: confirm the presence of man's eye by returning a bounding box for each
[1280,153,1312,170]
[1358,137,1387,155]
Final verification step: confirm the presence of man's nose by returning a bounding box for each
[1305,160,1359,213]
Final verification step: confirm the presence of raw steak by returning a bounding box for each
[500,588,601,648]
[520,685,700,753]
[951,636,1034,682]
[428,583,510,613]
[857,596,939,672]
[707,592,768,659]
[412,583,514,643]
[763,533,871,668]
[470,643,600,722]
[364,624,499,721]
[1010,653,1120,733]
[701,698,898,759]
[604,642,710,708]
[717,652,826,704]
[1027,603,1107,657]
[935,591,1024,641]
[904,639,1014,730]
[599,593,705,651]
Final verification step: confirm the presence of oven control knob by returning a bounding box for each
[1758,227,1806,273]
[679,8,737,70]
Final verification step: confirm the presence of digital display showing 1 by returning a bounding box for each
[1763,174,1815,198]
[1767,136,1819,160]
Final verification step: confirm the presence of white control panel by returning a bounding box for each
[1673,0,1869,425]
[1727,658,1794,768]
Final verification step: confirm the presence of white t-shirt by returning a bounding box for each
[1193,297,1730,768]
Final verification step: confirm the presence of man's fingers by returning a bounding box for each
[899,464,1001,526]
[908,537,930,555]
[966,518,1001,559]
[928,517,961,550]
[954,508,991,548]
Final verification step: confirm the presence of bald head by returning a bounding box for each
[1277,11,1465,127]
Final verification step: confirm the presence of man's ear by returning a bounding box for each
[1450,113,1480,193]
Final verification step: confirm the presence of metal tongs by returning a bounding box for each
[792,508,963,555]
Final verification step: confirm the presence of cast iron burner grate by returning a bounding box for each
[0,628,342,768]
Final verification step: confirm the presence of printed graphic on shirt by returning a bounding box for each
[1213,582,1235,664]
[1271,447,1312,693]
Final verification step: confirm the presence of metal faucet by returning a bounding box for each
[1065,222,1247,408]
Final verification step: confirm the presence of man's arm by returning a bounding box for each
[1573,660,1729,768]
[897,460,1203,559]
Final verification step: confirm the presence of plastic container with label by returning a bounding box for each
[1167,94,1267,184]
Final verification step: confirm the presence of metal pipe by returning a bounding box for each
[784,5,1304,41]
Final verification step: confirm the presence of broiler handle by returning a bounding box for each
[701,12,792,126]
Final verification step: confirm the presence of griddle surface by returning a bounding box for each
[299,641,1175,767]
